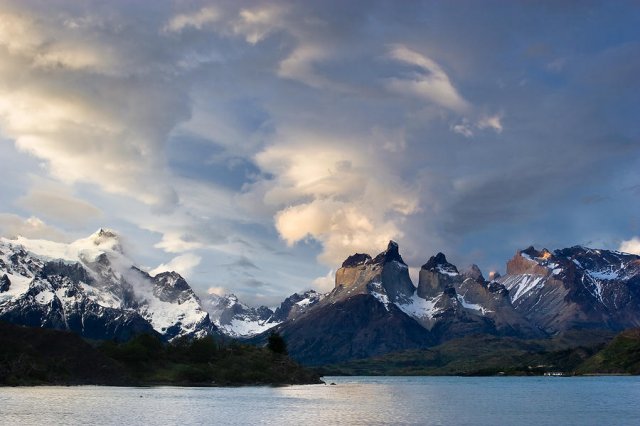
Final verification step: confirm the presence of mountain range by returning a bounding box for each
[1,229,639,365]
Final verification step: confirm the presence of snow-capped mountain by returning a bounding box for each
[3,228,640,365]
[497,246,640,333]
[406,252,542,339]
[202,290,323,337]
[260,241,549,364]
[0,229,216,341]
[203,293,277,338]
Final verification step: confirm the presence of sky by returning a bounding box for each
[0,0,639,306]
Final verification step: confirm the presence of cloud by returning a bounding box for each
[278,44,331,89]
[207,286,228,296]
[243,278,268,288]
[249,131,419,265]
[452,114,503,137]
[0,4,189,210]
[17,187,102,225]
[452,120,474,138]
[0,0,638,304]
[386,44,471,113]
[619,237,640,255]
[165,6,220,33]
[312,269,335,293]
[477,113,503,133]
[151,253,202,278]
[0,214,68,242]
[233,5,284,44]
[229,255,260,270]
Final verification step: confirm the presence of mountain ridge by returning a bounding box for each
[2,229,640,366]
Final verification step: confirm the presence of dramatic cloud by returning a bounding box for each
[0,0,638,305]
[386,44,471,113]
[249,132,419,265]
[0,3,189,209]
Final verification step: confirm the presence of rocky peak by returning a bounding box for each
[422,253,459,275]
[88,228,124,254]
[506,247,552,275]
[519,246,553,261]
[555,246,640,276]
[334,241,414,304]
[462,264,485,283]
[485,281,509,296]
[154,271,190,290]
[272,290,322,322]
[372,240,406,266]
[342,253,372,268]
[417,252,461,299]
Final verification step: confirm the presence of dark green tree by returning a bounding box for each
[267,331,287,354]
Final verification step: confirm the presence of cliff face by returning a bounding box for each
[255,243,545,365]
[333,241,415,304]
[417,252,460,299]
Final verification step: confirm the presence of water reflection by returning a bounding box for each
[1,377,639,425]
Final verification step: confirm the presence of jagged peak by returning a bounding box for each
[462,264,485,282]
[340,241,406,268]
[92,227,119,238]
[86,228,123,254]
[421,252,458,273]
[153,270,189,290]
[371,240,406,265]
[519,246,552,260]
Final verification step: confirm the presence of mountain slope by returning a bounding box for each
[0,230,216,341]
[254,242,542,365]
[202,290,323,338]
[267,294,435,366]
[497,246,640,333]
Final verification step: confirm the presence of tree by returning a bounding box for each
[267,332,287,355]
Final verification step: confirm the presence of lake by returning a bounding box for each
[1,376,639,425]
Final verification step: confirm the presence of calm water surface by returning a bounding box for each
[1,376,639,425]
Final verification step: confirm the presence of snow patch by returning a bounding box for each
[397,293,440,320]
[369,282,390,311]
[587,269,620,280]
[457,294,493,315]
[0,272,32,300]
[35,290,55,305]
[295,297,313,307]
[501,274,545,303]
[437,265,459,277]
[218,318,281,338]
